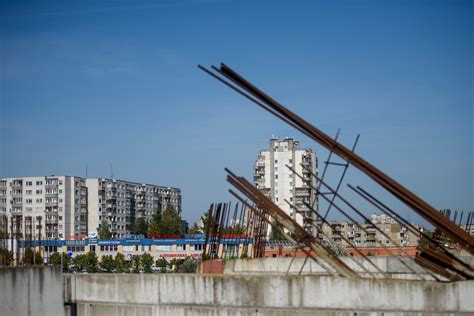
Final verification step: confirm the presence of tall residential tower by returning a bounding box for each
[253,138,318,235]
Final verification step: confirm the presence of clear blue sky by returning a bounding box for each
[1,0,472,226]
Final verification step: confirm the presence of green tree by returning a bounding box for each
[23,248,35,265]
[141,253,154,273]
[34,251,43,265]
[176,257,198,273]
[0,248,12,266]
[73,254,87,271]
[131,218,148,235]
[62,253,71,272]
[114,253,129,273]
[83,252,98,273]
[156,258,168,271]
[97,224,112,240]
[99,255,115,272]
[269,221,286,241]
[158,206,182,234]
[49,252,62,265]
[148,208,162,235]
[131,255,142,273]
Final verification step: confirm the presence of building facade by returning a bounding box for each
[318,213,421,249]
[254,137,318,235]
[0,176,181,241]
[0,176,88,240]
[87,178,181,239]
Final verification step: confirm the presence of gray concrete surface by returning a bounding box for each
[64,273,474,315]
[222,257,474,280]
[0,266,65,316]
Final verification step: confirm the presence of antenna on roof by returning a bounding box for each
[110,163,114,179]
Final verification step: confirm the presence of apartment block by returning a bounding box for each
[0,176,87,240]
[254,137,318,235]
[87,178,181,239]
[318,213,420,248]
[0,176,182,241]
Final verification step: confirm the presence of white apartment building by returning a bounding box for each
[0,176,87,240]
[0,176,182,241]
[87,178,181,239]
[254,137,318,235]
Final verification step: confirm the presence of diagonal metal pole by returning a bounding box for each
[199,63,474,254]
[290,164,429,280]
[349,185,474,279]
[285,199,382,279]
[322,134,360,221]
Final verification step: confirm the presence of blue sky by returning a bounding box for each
[1,0,472,225]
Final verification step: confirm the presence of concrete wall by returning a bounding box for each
[0,266,65,316]
[222,257,474,280]
[64,273,474,315]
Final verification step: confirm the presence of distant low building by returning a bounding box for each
[317,213,421,248]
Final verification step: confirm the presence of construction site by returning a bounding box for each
[1,63,473,316]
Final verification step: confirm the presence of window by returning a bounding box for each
[289,159,292,163]
[25,190,32,195]
[123,246,133,252]
[156,245,172,251]
[274,160,278,163]
[275,175,278,179]
[26,181,33,186]
[36,181,42,186]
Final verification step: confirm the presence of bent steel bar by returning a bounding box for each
[225,168,359,278]
[199,63,474,254]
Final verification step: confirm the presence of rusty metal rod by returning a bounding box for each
[200,63,474,254]
[225,168,358,278]
[292,164,429,279]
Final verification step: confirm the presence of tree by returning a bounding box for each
[156,258,168,272]
[176,257,198,273]
[148,208,162,235]
[73,254,87,272]
[269,221,286,241]
[97,224,112,240]
[23,248,35,264]
[49,253,62,265]
[35,252,43,265]
[131,218,148,235]
[131,255,142,273]
[141,253,154,273]
[99,255,115,272]
[114,253,129,273]
[62,253,71,272]
[0,248,12,266]
[85,252,98,272]
[158,206,182,234]
[74,252,98,273]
